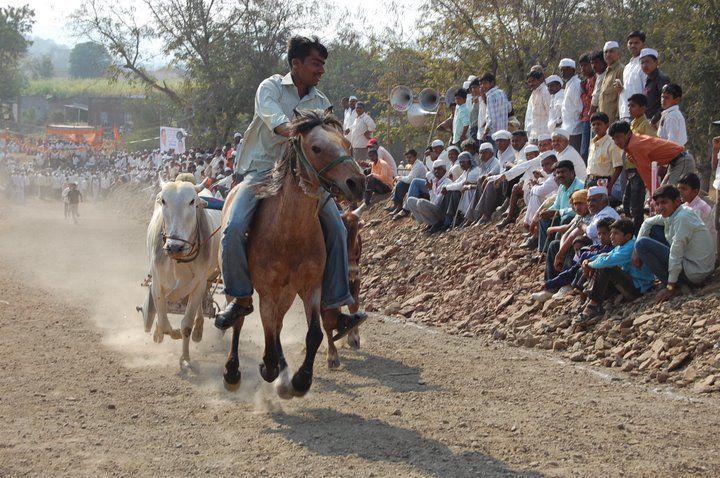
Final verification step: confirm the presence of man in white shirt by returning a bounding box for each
[386,148,427,217]
[491,130,515,168]
[559,58,583,153]
[522,152,560,228]
[546,75,564,134]
[657,83,688,147]
[525,69,551,142]
[618,31,648,121]
[348,101,376,163]
[216,36,363,334]
[343,96,357,132]
[552,128,587,181]
[367,138,397,176]
[432,152,480,232]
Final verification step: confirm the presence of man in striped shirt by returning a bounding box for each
[479,73,511,144]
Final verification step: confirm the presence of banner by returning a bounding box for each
[160,126,186,154]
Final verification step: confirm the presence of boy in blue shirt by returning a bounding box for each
[577,218,655,323]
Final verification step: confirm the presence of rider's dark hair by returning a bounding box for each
[288,36,328,68]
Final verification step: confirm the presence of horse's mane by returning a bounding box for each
[255,108,343,198]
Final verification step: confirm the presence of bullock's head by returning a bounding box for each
[157,176,207,259]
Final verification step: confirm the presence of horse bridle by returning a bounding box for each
[290,136,355,195]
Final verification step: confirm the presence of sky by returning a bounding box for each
[8,0,424,49]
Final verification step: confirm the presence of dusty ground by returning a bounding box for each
[1,197,720,477]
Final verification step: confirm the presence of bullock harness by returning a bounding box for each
[162,214,222,264]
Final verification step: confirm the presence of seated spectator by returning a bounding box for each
[634,185,717,303]
[509,130,529,167]
[527,159,584,251]
[431,152,480,232]
[406,161,449,230]
[576,218,655,322]
[677,172,717,242]
[424,139,445,171]
[386,149,427,217]
[491,130,515,168]
[609,120,695,188]
[446,146,462,179]
[462,143,503,225]
[363,147,394,206]
[552,128,587,181]
[367,138,398,176]
[532,214,614,302]
[497,144,542,227]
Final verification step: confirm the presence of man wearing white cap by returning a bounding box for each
[406,160,450,229]
[545,75,564,134]
[436,151,481,231]
[521,151,559,229]
[584,185,620,244]
[639,48,670,124]
[559,58,583,152]
[344,96,358,132]
[425,139,448,171]
[525,69,551,142]
[618,31,648,121]
[491,130,515,168]
[598,41,625,122]
[552,128,587,181]
[496,145,542,228]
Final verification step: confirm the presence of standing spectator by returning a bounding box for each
[578,53,597,160]
[618,31,648,121]
[560,58,584,153]
[586,112,624,194]
[638,48,670,125]
[609,121,694,189]
[452,88,471,146]
[480,73,512,142]
[598,41,625,123]
[545,75,564,135]
[343,96,358,133]
[363,146,393,206]
[524,69,551,143]
[468,79,485,141]
[634,185,716,303]
[624,94,655,233]
[657,83,687,147]
[589,51,608,115]
[348,101,376,163]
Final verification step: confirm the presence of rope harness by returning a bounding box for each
[162,215,222,264]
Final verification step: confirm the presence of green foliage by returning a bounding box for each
[27,54,54,79]
[69,41,112,78]
[0,5,34,100]
[23,78,167,100]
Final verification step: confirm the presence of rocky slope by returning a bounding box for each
[359,202,720,393]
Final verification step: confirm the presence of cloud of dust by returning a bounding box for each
[0,194,318,408]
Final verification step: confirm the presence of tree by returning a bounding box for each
[0,5,34,101]
[28,54,54,79]
[72,0,317,145]
[69,41,112,78]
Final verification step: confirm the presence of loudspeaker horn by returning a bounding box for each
[406,103,435,128]
[418,88,440,111]
[390,85,413,112]
[444,86,460,106]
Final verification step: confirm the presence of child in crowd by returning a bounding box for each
[576,218,655,323]
[657,83,687,147]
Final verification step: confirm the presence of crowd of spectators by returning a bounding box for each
[356,30,720,324]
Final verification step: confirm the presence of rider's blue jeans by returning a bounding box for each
[221,170,353,309]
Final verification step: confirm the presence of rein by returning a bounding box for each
[290,136,354,198]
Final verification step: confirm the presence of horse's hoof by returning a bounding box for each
[327,356,341,370]
[259,363,279,383]
[153,326,164,343]
[191,322,203,343]
[291,369,313,396]
[275,368,293,400]
[223,378,241,392]
[347,333,360,350]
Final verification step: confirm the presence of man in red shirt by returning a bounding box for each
[608,121,694,190]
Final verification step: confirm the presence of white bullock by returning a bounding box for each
[144,173,222,369]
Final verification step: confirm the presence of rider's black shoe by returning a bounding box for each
[214,299,253,330]
[332,311,368,342]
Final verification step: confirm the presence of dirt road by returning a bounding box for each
[1,197,719,477]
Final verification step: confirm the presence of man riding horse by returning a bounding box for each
[215,36,366,337]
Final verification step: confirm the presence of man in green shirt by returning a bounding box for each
[634,185,716,303]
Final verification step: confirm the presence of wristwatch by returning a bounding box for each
[666,283,676,291]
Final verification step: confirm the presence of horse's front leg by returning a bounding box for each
[223,318,244,391]
[292,288,324,397]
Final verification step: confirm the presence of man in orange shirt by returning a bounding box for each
[363,146,394,206]
[608,121,694,190]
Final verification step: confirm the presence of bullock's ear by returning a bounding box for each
[325,106,334,115]
[155,192,163,204]
[196,197,208,208]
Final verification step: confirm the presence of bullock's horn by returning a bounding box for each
[351,204,366,217]
[159,177,168,189]
[194,180,206,193]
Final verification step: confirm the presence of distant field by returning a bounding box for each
[23,78,183,99]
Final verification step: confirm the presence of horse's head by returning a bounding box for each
[292,108,366,201]
[157,174,207,259]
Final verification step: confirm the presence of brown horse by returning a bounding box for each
[220,108,365,398]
